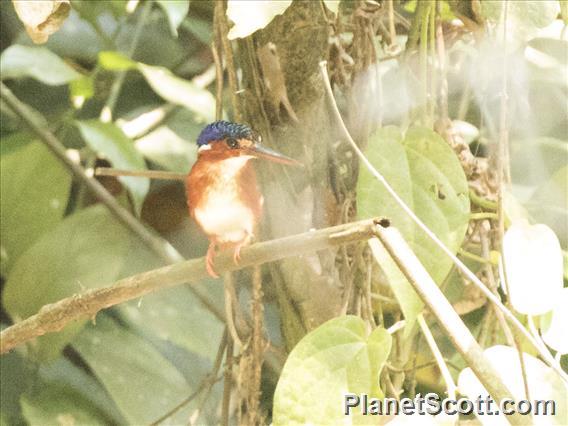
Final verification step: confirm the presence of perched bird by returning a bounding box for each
[186,120,300,277]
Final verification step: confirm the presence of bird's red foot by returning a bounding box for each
[206,242,220,278]
[233,243,244,265]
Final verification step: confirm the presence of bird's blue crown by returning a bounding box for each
[196,121,254,146]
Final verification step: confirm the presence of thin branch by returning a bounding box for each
[1,81,229,334]
[248,264,265,423]
[417,314,457,399]
[221,338,234,426]
[318,62,568,383]
[150,330,228,426]
[223,272,243,348]
[372,225,523,423]
[0,83,182,266]
[94,167,186,181]
[0,219,378,354]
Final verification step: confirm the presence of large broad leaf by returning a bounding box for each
[73,317,193,425]
[76,120,149,214]
[359,126,470,329]
[116,234,224,361]
[119,286,223,360]
[2,206,130,360]
[458,345,568,425]
[156,0,190,37]
[21,384,107,426]
[33,358,126,424]
[227,1,292,39]
[273,316,392,425]
[0,348,32,425]
[0,140,71,274]
[0,45,80,85]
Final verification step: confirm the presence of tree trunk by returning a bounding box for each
[237,1,358,350]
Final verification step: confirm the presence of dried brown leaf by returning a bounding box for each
[12,0,70,44]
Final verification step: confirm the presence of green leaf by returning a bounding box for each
[0,45,80,85]
[76,120,149,214]
[98,51,136,71]
[227,0,292,39]
[115,235,224,360]
[0,349,32,425]
[21,384,106,426]
[358,127,470,328]
[273,316,392,425]
[120,286,223,360]
[2,206,130,360]
[156,0,190,37]
[73,317,192,425]
[36,358,126,425]
[1,141,71,274]
[137,63,216,122]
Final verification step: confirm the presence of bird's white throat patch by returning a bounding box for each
[194,156,255,243]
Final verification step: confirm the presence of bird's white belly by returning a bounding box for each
[194,189,254,243]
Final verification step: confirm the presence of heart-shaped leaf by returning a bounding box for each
[273,316,392,425]
[359,126,470,329]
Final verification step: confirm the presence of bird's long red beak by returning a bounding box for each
[245,144,303,166]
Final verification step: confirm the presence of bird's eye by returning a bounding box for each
[226,138,239,149]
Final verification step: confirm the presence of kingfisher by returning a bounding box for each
[186,120,300,277]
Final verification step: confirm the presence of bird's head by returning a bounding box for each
[196,120,301,166]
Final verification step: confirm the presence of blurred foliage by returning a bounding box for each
[0,0,566,425]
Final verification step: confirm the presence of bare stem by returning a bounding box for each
[0,83,182,266]
[222,338,234,426]
[372,225,522,423]
[215,0,241,122]
[417,314,457,399]
[318,62,567,383]
[1,81,232,346]
[94,167,186,181]
[0,219,379,354]
[149,330,226,425]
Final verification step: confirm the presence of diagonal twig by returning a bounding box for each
[0,219,379,354]
[0,82,225,325]
[318,61,568,383]
[372,224,523,424]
